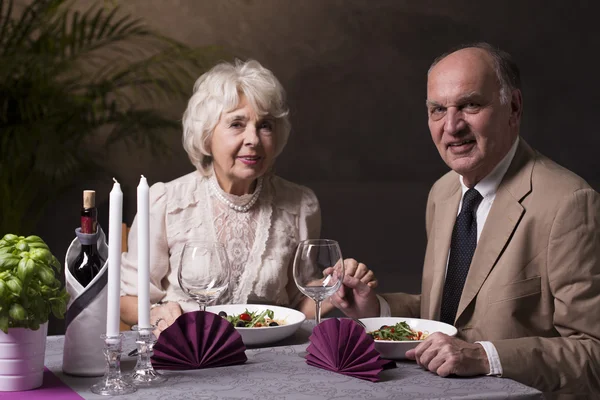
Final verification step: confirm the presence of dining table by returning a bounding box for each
[22,321,544,400]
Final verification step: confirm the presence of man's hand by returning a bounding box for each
[328,258,380,318]
[150,301,183,338]
[406,332,490,377]
[343,258,378,289]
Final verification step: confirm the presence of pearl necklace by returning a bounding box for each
[209,177,263,213]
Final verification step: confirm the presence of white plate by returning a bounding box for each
[205,304,306,346]
[358,317,458,360]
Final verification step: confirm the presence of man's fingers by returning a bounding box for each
[367,279,378,288]
[343,261,377,288]
[328,268,376,312]
[351,263,368,279]
[435,360,454,377]
[343,258,358,276]
[360,270,375,283]
[341,274,371,295]
[417,345,440,370]
[427,354,448,375]
[413,337,434,363]
[331,274,369,308]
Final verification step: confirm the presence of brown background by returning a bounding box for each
[38,0,600,334]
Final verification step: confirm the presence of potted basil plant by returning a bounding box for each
[0,233,69,391]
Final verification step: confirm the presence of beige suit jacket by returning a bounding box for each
[382,139,600,396]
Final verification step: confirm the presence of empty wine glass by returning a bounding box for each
[178,241,230,312]
[293,239,345,326]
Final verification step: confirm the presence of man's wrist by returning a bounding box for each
[477,344,490,375]
[476,341,503,376]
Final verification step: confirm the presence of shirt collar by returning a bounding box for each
[459,136,520,198]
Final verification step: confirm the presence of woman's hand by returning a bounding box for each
[150,301,183,338]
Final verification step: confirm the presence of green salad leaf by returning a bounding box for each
[222,308,279,328]
[367,321,428,341]
[0,233,69,333]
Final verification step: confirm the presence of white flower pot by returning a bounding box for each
[0,322,48,391]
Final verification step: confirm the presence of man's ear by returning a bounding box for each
[509,89,523,127]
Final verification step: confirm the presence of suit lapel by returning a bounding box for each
[455,140,535,322]
[429,182,461,320]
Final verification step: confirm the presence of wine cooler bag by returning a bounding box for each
[62,227,109,376]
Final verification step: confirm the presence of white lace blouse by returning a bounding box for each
[120,171,321,312]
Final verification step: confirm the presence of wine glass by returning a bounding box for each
[293,239,345,326]
[177,241,230,312]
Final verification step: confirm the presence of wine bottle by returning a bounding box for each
[71,190,105,287]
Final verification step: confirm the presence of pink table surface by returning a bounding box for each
[0,367,83,399]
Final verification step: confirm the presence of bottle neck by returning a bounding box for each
[81,207,98,234]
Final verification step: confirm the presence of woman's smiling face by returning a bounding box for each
[210,95,277,195]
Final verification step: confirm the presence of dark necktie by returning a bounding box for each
[440,188,483,325]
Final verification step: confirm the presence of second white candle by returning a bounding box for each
[137,175,151,328]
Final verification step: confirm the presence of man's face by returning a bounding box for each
[426,48,520,187]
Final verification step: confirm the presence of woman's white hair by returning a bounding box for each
[182,59,291,175]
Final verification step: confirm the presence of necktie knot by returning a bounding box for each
[461,188,483,215]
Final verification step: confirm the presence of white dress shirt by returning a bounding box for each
[380,136,521,376]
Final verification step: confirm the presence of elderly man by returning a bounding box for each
[332,43,600,397]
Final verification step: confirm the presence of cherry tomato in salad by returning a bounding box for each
[239,313,251,321]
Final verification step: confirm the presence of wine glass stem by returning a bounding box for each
[197,301,206,312]
[314,300,322,325]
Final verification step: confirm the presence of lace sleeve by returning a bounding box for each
[286,185,322,308]
[298,186,321,241]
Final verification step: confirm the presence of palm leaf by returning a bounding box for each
[0,0,228,234]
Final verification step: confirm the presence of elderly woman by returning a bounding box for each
[119,59,376,335]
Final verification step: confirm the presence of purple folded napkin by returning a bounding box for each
[151,311,247,370]
[306,318,395,382]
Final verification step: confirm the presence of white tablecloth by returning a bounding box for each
[43,322,544,400]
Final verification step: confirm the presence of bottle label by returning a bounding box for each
[81,217,97,234]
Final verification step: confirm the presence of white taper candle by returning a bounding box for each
[107,178,123,337]
[137,175,151,328]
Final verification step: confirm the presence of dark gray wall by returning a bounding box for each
[39,0,600,334]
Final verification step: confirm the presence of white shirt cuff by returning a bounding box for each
[377,295,391,317]
[476,341,503,376]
